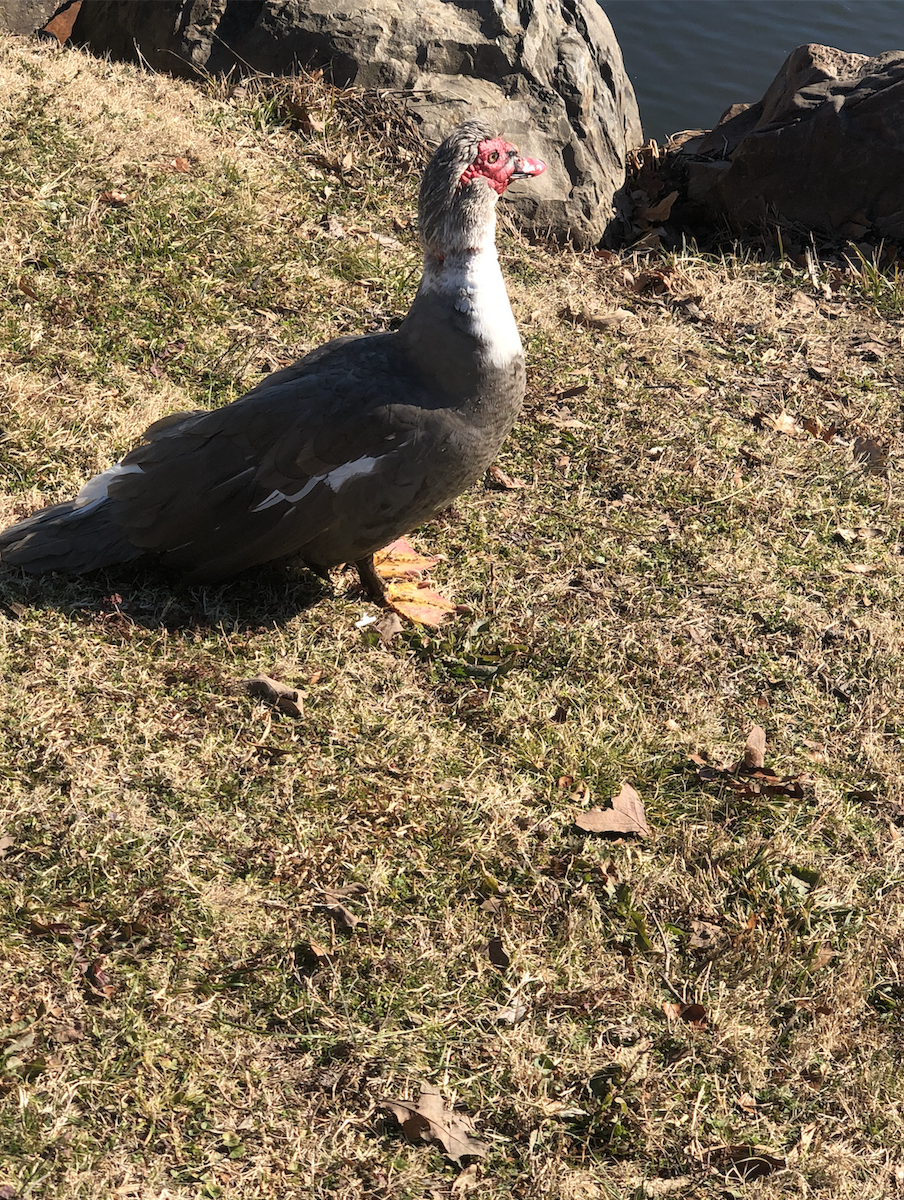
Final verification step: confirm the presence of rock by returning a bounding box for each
[685,44,904,240]
[70,0,642,246]
[0,0,61,35]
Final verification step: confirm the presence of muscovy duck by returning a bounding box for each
[0,120,545,598]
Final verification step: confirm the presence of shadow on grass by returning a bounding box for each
[0,558,335,633]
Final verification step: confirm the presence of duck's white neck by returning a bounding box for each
[416,238,522,371]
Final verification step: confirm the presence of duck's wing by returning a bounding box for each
[104,334,449,579]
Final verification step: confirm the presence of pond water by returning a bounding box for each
[603,1,904,143]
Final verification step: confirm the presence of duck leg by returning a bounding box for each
[354,554,389,604]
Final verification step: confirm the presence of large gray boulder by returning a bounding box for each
[0,0,61,34]
[685,44,904,240]
[71,0,643,246]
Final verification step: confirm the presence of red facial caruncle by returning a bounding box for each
[459,136,546,195]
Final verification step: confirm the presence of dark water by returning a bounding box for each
[603,1,904,143]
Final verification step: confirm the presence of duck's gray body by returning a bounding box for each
[0,121,544,584]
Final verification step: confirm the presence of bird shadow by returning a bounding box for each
[0,560,339,634]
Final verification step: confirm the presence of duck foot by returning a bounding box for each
[366,537,459,626]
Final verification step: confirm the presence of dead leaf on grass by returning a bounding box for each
[486,936,510,970]
[708,1145,786,1181]
[99,190,130,205]
[574,783,650,838]
[371,611,403,642]
[244,673,303,718]
[743,725,766,769]
[691,728,805,799]
[82,956,115,1000]
[689,920,723,951]
[857,340,888,360]
[0,834,14,857]
[487,464,527,490]
[317,883,366,932]
[802,416,841,442]
[853,436,890,477]
[640,189,678,222]
[560,303,631,331]
[317,900,359,931]
[760,409,800,437]
[451,1163,481,1194]
[382,1083,489,1165]
[662,1001,707,1027]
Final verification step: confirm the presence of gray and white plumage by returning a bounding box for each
[0,120,545,590]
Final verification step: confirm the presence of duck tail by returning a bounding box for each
[0,499,144,575]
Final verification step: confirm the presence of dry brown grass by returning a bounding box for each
[2,33,904,1200]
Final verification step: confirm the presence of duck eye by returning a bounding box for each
[486,150,499,164]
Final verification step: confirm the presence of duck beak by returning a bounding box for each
[511,154,546,181]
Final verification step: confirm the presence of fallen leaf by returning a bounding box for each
[316,900,359,931]
[788,290,816,313]
[857,340,887,360]
[743,725,766,770]
[768,410,800,436]
[689,920,722,951]
[451,1164,481,1194]
[292,939,331,974]
[802,416,840,442]
[0,834,14,856]
[495,999,528,1025]
[662,1001,707,1027]
[99,190,130,205]
[574,783,650,838]
[382,1084,489,1165]
[487,464,526,490]
[560,304,631,331]
[737,1093,758,1113]
[853,436,889,477]
[372,611,403,642]
[326,214,346,238]
[244,674,303,718]
[486,936,510,970]
[321,883,367,900]
[640,189,679,222]
[17,276,38,300]
[708,1145,786,1181]
[810,945,837,970]
[82,956,115,1000]
[369,231,404,250]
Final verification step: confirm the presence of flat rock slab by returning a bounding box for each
[70,0,643,246]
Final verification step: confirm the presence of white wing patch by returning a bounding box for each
[75,462,143,508]
[251,447,408,514]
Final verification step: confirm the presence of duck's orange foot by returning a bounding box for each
[368,537,458,626]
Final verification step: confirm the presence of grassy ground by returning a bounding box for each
[2,34,904,1200]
